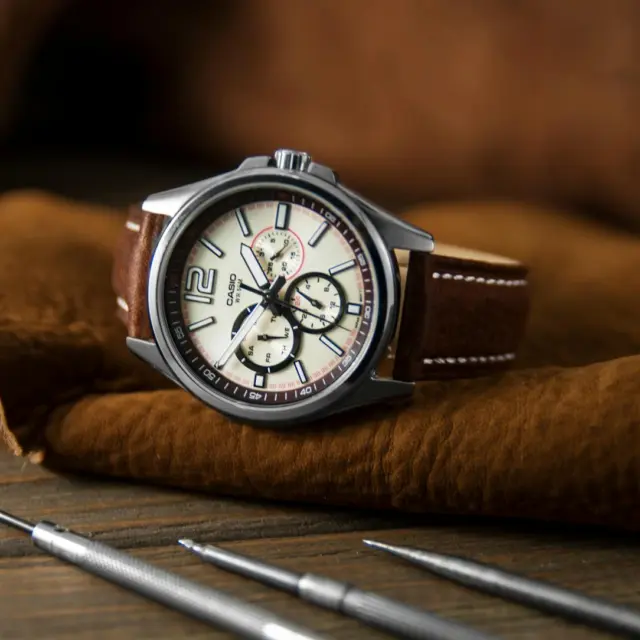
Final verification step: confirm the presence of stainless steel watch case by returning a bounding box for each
[127,151,434,427]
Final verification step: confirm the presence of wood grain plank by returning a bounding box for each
[2,526,637,639]
[0,451,423,555]
[2,452,639,639]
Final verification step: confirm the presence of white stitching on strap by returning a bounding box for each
[125,220,141,233]
[116,296,129,312]
[423,353,515,365]
[432,272,527,286]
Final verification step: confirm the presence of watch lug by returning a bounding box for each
[237,155,272,170]
[343,187,435,253]
[335,376,414,413]
[307,161,338,185]
[142,176,222,217]
[142,156,273,217]
[126,337,180,386]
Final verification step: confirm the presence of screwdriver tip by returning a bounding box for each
[363,539,433,564]
[362,539,396,552]
[178,538,196,551]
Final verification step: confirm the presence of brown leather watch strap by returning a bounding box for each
[392,244,529,381]
[112,205,529,382]
[112,205,165,339]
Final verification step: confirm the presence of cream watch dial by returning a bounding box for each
[164,188,378,406]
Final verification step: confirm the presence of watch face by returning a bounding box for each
[162,186,382,410]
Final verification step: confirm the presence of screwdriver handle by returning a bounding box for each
[296,574,494,640]
[32,522,326,640]
[342,589,494,640]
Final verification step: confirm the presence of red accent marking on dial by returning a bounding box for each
[283,226,305,279]
[250,225,274,247]
[250,225,306,280]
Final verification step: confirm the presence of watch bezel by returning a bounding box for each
[147,166,399,426]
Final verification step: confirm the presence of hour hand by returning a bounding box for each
[240,243,269,289]
[270,243,286,260]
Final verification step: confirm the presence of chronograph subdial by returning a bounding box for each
[231,304,300,374]
[285,272,346,334]
[252,228,304,280]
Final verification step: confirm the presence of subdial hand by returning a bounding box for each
[296,287,323,309]
[256,334,287,341]
[270,243,287,260]
[239,282,349,331]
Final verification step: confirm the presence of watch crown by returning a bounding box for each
[273,149,311,172]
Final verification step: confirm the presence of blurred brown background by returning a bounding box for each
[2,0,639,224]
[1,5,640,638]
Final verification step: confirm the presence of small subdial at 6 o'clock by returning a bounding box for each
[252,228,303,280]
[231,305,300,373]
[286,272,346,333]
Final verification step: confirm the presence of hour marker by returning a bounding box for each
[328,259,356,276]
[319,334,344,357]
[199,237,224,257]
[185,266,216,294]
[235,208,251,237]
[346,303,362,316]
[294,360,308,384]
[308,221,328,247]
[275,203,290,229]
[184,293,212,304]
[187,316,215,332]
[254,373,265,388]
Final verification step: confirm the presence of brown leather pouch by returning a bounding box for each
[1,191,639,529]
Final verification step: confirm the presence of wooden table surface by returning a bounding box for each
[1,450,639,639]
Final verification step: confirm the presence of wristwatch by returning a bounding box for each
[112,149,529,427]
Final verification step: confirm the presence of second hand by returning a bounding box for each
[239,282,349,331]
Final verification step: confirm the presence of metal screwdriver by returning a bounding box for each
[179,538,495,640]
[364,539,640,638]
[0,509,327,640]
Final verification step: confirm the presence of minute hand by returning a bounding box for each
[213,302,266,369]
